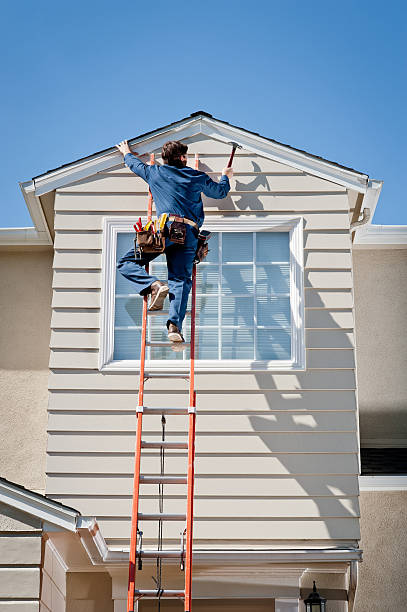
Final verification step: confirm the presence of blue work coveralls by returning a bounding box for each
[117,153,230,330]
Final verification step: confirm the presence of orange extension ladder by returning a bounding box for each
[127,153,199,612]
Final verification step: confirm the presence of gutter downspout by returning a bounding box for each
[348,560,359,611]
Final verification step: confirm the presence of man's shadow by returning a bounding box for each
[199,160,268,212]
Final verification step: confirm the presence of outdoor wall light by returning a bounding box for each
[304,581,327,611]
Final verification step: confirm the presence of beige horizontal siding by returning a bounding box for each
[51,249,352,272]
[58,174,346,195]
[102,154,306,174]
[52,289,101,308]
[52,270,101,288]
[50,330,99,348]
[304,252,351,269]
[305,271,352,288]
[305,309,353,329]
[48,495,359,518]
[46,474,359,497]
[55,192,349,214]
[54,231,102,249]
[46,451,359,476]
[46,135,359,548]
[94,517,361,541]
[306,330,354,349]
[54,211,350,231]
[305,289,353,309]
[48,348,355,370]
[48,390,357,411]
[0,568,40,598]
[49,308,353,332]
[51,309,99,329]
[47,410,357,433]
[304,231,350,249]
[53,230,351,251]
[0,536,41,565]
[53,250,101,269]
[47,431,357,453]
[48,370,356,391]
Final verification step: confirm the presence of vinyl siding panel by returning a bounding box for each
[58,174,346,195]
[46,133,359,549]
[48,390,357,411]
[54,210,350,231]
[46,474,358,497]
[47,371,357,391]
[48,348,355,370]
[47,452,359,476]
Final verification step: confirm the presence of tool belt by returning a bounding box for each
[135,229,165,254]
[168,215,198,245]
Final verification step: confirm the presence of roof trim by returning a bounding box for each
[353,223,407,248]
[0,477,80,531]
[24,112,370,198]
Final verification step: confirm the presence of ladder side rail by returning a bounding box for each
[127,153,155,612]
[184,153,199,611]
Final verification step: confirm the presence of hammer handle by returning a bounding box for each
[227,146,237,168]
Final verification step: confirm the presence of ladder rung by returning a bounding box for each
[135,590,185,597]
[140,476,187,484]
[146,341,190,347]
[142,407,188,415]
[138,550,183,559]
[138,513,186,521]
[141,441,188,449]
[144,372,189,379]
[147,310,191,316]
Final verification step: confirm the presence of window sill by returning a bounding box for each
[99,358,306,373]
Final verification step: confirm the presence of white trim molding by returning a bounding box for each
[100,216,305,372]
[359,476,407,491]
[25,114,369,197]
[0,479,79,532]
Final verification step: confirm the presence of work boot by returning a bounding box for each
[167,323,185,343]
[148,280,169,311]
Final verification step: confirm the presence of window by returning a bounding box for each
[101,217,304,371]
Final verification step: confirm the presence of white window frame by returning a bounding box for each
[100,216,305,372]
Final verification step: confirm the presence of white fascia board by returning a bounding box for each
[201,118,369,193]
[29,115,368,197]
[32,118,201,197]
[14,180,52,244]
[359,476,407,490]
[0,480,78,532]
[77,516,108,564]
[0,227,50,245]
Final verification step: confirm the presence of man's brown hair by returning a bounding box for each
[161,141,188,167]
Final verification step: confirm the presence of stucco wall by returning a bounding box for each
[353,249,407,444]
[356,490,407,611]
[0,249,52,491]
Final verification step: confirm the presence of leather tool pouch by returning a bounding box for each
[135,230,165,254]
[169,220,186,245]
[194,230,211,264]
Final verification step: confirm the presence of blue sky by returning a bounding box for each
[1,0,406,227]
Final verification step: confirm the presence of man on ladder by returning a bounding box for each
[115,139,233,343]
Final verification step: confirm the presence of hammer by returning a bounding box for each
[227,141,242,167]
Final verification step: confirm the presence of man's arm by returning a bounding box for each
[202,167,233,199]
[115,140,150,183]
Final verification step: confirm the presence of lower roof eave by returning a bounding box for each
[104,546,362,565]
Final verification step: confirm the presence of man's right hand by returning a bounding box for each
[222,167,234,178]
[116,140,133,156]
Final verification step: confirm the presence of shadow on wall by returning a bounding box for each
[199,160,267,212]
[247,293,357,539]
